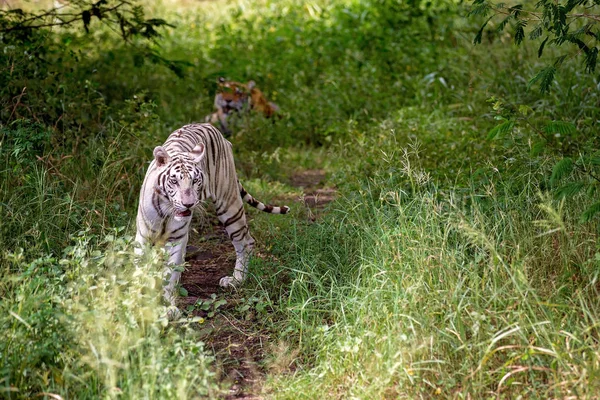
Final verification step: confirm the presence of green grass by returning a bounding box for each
[1,0,600,398]
[259,115,600,398]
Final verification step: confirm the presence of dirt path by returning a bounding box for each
[178,170,335,399]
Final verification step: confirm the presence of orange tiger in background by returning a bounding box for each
[204,77,279,136]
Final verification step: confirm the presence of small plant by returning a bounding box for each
[1,230,218,397]
[190,294,228,318]
[235,295,273,321]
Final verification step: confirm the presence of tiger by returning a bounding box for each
[204,77,280,136]
[134,123,289,313]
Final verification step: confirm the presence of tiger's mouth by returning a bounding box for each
[175,209,192,218]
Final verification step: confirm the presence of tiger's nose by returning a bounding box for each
[182,202,194,209]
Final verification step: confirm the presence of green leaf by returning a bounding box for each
[581,201,600,222]
[585,47,598,73]
[569,22,593,37]
[586,156,600,166]
[497,15,512,32]
[528,65,556,93]
[538,36,549,58]
[529,24,543,40]
[214,299,227,308]
[469,0,491,17]
[474,16,494,44]
[518,104,533,116]
[145,18,176,28]
[509,4,523,17]
[514,19,527,45]
[487,120,515,140]
[554,181,585,199]
[544,120,576,136]
[586,184,597,197]
[554,55,568,68]
[550,157,574,185]
[179,287,188,296]
[530,140,546,156]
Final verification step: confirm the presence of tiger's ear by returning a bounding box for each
[247,80,256,90]
[153,146,170,167]
[190,143,205,164]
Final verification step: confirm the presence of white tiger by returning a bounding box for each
[134,123,289,310]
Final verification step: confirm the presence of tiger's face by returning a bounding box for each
[208,78,280,136]
[153,144,206,219]
[215,79,250,115]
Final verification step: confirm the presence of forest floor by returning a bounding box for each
[179,169,335,398]
[4,0,600,398]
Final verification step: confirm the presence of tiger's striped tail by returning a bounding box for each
[240,184,289,214]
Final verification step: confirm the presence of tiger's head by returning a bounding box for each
[207,77,280,136]
[214,77,251,115]
[153,144,206,219]
[212,77,279,118]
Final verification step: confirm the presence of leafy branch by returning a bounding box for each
[0,0,172,40]
[0,0,187,76]
[470,0,600,92]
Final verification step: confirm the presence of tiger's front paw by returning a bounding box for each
[219,276,240,288]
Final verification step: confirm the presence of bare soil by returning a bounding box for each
[178,169,335,398]
[290,169,336,210]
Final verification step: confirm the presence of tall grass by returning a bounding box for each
[1,0,599,398]
[262,115,600,398]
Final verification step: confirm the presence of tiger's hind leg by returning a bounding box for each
[217,205,255,288]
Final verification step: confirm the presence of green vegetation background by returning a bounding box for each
[1,0,599,398]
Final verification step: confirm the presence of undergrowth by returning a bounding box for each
[1,0,599,398]
[261,113,600,398]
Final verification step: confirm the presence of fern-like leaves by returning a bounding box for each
[528,66,556,93]
[550,157,573,185]
[554,181,585,199]
[544,121,576,136]
[581,201,600,222]
[514,19,527,45]
[487,120,515,140]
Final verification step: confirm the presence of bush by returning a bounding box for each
[0,231,218,398]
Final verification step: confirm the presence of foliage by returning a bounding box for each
[1,0,599,398]
[0,120,52,167]
[470,0,600,92]
[189,293,228,318]
[263,121,600,398]
[485,97,600,223]
[0,0,180,74]
[0,230,218,398]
